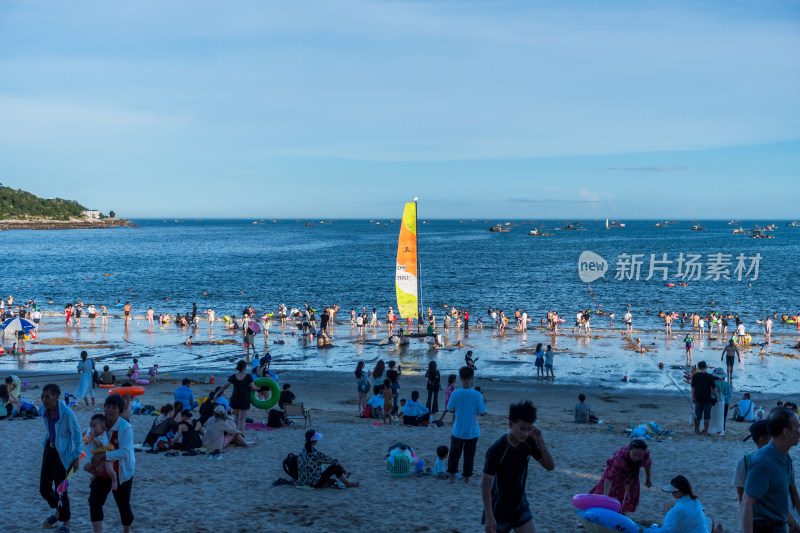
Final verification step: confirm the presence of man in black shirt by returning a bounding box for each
[691,360,717,436]
[481,401,554,533]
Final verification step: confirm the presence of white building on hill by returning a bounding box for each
[82,210,101,219]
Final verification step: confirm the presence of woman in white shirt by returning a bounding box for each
[644,475,716,533]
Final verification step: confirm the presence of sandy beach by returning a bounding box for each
[4,363,790,532]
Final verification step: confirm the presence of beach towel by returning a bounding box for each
[244,423,279,431]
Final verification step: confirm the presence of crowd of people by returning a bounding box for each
[3,294,800,532]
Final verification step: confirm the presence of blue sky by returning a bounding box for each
[0,1,798,219]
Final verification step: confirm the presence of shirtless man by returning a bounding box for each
[721,340,741,383]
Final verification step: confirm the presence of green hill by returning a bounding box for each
[0,185,87,220]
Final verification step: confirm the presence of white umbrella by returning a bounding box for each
[0,317,36,336]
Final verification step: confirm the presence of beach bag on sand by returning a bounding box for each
[360,405,372,418]
[283,453,299,480]
[267,409,286,428]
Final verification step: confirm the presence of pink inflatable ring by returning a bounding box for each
[571,494,621,513]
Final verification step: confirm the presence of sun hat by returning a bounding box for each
[305,429,323,442]
[662,475,691,493]
[744,419,769,442]
[711,367,727,379]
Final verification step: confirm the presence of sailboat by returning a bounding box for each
[605,218,609,229]
[395,198,421,329]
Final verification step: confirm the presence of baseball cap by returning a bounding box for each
[743,419,769,442]
[213,404,226,415]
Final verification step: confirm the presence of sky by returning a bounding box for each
[0,0,798,219]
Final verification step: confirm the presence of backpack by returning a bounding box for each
[426,370,440,392]
[283,453,299,480]
[267,409,286,428]
[360,405,372,418]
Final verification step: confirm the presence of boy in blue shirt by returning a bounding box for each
[439,365,486,484]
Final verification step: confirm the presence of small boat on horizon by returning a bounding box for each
[528,227,551,236]
[732,227,746,234]
[488,224,509,233]
[690,225,707,231]
[751,226,774,239]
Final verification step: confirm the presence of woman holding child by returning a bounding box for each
[589,439,652,514]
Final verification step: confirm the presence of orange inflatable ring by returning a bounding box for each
[98,384,114,389]
[108,386,145,397]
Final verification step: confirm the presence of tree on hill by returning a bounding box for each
[0,185,86,220]
[109,210,116,218]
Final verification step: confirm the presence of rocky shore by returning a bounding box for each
[0,217,135,230]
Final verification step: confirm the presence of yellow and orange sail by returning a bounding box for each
[395,202,418,319]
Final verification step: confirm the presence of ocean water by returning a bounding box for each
[2,219,799,393]
[2,218,798,326]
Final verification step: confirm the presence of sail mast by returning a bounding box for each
[414,197,421,324]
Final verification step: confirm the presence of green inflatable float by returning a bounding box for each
[250,377,280,410]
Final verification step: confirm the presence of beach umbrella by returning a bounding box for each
[0,317,36,335]
[248,321,262,334]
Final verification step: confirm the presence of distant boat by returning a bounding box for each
[556,223,585,231]
[528,227,551,236]
[732,227,746,234]
[751,226,774,239]
[787,221,799,227]
[690,225,707,231]
[727,220,739,226]
[608,220,625,228]
[488,224,509,233]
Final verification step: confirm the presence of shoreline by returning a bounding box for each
[4,316,800,396]
[0,217,135,230]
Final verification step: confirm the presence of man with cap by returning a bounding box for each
[690,361,716,436]
[734,420,771,502]
[40,383,82,533]
[741,407,800,533]
[721,339,741,384]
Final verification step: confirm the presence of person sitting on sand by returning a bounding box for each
[649,475,721,533]
[402,391,431,426]
[174,379,198,410]
[184,336,193,346]
[203,404,249,457]
[297,429,359,488]
[99,366,116,385]
[170,409,204,454]
[574,394,592,423]
[732,392,756,422]
[278,384,295,410]
[0,385,12,418]
[143,404,178,449]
